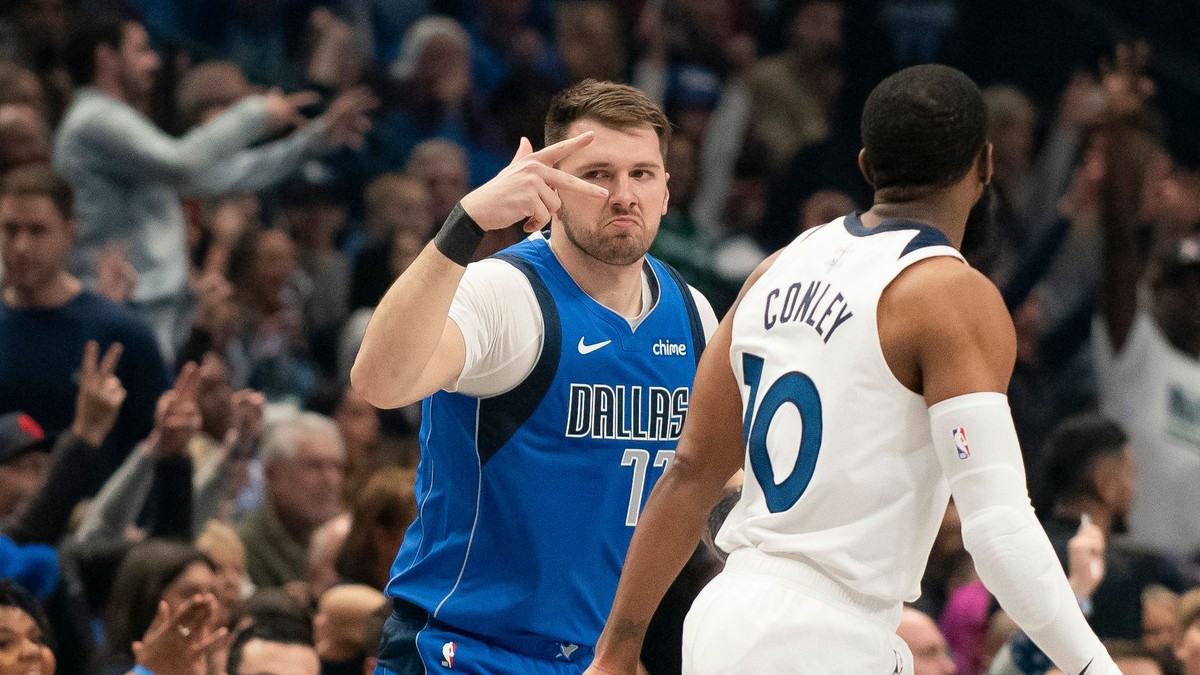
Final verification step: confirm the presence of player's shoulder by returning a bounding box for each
[883,256,1014,350]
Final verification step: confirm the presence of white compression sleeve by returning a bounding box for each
[928,392,1117,675]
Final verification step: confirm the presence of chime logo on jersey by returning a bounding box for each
[953,427,971,460]
[441,641,456,668]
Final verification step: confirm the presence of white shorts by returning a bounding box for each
[682,549,912,674]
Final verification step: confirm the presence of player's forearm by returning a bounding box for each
[352,240,466,408]
[594,456,725,669]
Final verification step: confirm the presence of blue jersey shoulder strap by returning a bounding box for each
[477,253,562,465]
[654,258,706,367]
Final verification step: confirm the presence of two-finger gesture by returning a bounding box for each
[71,340,126,447]
[321,86,378,150]
[264,88,321,132]
[154,362,202,457]
[459,132,609,233]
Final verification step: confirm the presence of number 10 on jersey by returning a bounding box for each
[622,448,675,526]
[742,353,824,513]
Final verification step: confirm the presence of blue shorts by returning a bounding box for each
[374,599,594,675]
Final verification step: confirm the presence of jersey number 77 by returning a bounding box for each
[742,352,824,513]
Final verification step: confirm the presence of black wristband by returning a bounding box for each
[434,203,486,266]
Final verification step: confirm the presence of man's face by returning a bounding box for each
[418,152,470,224]
[116,23,160,102]
[1154,266,1200,354]
[0,194,73,296]
[0,451,50,521]
[790,2,845,64]
[235,639,320,675]
[268,433,345,531]
[554,120,669,267]
[896,610,955,675]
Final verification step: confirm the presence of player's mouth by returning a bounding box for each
[607,216,641,229]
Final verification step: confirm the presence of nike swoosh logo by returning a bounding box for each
[577,337,611,354]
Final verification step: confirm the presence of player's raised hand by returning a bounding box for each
[71,340,126,447]
[459,132,609,232]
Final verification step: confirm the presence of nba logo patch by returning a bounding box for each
[441,641,456,668]
[953,427,970,460]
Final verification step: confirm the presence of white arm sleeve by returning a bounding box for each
[929,393,1117,675]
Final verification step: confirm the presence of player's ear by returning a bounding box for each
[979,143,994,186]
[662,173,670,216]
[857,149,876,187]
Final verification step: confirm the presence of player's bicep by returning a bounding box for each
[909,264,1016,407]
[407,317,468,400]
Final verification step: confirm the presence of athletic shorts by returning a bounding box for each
[682,549,912,674]
[374,599,594,675]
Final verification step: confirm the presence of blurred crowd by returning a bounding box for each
[0,0,1198,674]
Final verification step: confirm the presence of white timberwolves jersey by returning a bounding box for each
[716,212,966,605]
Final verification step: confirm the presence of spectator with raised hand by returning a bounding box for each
[131,591,229,675]
[99,539,220,675]
[54,13,375,360]
[72,362,202,551]
[2,340,125,545]
[0,163,165,495]
[1090,42,1200,560]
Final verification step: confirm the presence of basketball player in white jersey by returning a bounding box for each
[584,65,1118,674]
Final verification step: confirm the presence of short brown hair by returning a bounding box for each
[544,79,671,157]
[1,163,73,219]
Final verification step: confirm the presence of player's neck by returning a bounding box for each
[549,234,644,317]
[863,199,966,245]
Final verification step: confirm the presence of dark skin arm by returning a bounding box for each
[588,249,1015,673]
[586,252,779,673]
[1096,42,1158,353]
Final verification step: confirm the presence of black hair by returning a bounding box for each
[1039,414,1128,506]
[227,619,315,674]
[0,578,50,634]
[860,64,987,195]
[65,13,130,87]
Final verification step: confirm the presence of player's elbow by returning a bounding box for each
[350,358,413,409]
[961,505,1062,630]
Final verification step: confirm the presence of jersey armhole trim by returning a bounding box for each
[657,258,707,365]
[474,254,562,465]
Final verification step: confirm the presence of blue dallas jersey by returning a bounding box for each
[385,235,707,649]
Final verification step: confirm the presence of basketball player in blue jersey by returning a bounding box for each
[352,80,718,674]
[585,65,1119,674]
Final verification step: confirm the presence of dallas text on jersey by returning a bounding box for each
[565,385,689,441]
[762,279,854,343]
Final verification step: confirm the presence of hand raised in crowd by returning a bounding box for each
[224,386,266,455]
[263,88,322,132]
[319,86,377,151]
[1057,70,1106,129]
[1099,40,1155,122]
[131,593,229,675]
[459,132,610,232]
[192,270,236,335]
[152,362,202,457]
[95,241,138,304]
[71,340,126,447]
[1067,514,1106,601]
[307,7,361,91]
